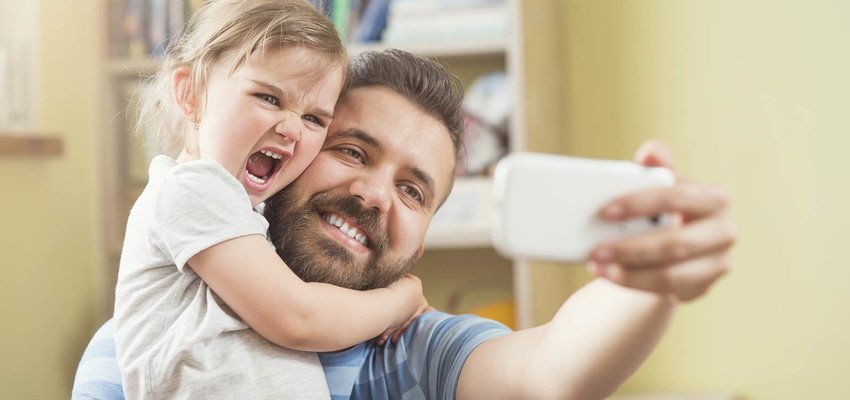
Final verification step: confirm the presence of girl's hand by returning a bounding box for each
[384,273,424,323]
[375,297,432,346]
[377,275,431,346]
[588,141,737,301]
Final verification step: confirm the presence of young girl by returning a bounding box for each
[113,1,425,398]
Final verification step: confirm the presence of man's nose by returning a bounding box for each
[350,172,392,214]
[275,111,302,142]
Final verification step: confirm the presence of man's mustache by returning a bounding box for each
[307,192,388,251]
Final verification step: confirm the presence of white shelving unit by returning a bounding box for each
[374,0,532,329]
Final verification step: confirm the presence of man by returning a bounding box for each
[73,50,734,399]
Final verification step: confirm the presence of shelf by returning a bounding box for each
[0,133,63,157]
[103,38,507,78]
[348,38,508,59]
[424,176,493,249]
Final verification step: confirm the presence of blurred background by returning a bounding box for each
[1,0,849,398]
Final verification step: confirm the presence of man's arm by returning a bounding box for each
[72,320,124,400]
[457,280,675,399]
[457,142,735,399]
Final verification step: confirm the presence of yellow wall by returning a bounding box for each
[524,1,850,398]
[0,1,103,398]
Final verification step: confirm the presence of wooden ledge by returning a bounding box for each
[0,133,63,157]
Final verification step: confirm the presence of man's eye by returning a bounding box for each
[399,184,423,203]
[340,147,365,163]
[256,93,279,106]
[302,114,325,128]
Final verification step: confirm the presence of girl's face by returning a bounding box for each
[188,46,344,207]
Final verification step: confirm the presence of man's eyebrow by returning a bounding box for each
[249,79,334,120]
[333,128,381,148]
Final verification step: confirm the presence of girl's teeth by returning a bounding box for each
[247,173,266,184]
[261,150,282,159]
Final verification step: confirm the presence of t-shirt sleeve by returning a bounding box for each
[150,159,269,272]
[349,311,511,399]
[72,319,125,400]
[411,312,511,399]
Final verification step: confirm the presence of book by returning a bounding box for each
[167,0,188,47]
[332,0,352,43]
[353,0,389,42]
[107,0,128,57]
[0,46,8,128]
[124,0,149,59]
[148,0,169,57]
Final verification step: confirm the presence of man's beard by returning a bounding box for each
[265,187,418,290]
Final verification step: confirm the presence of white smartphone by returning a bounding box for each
[491,152,676,262]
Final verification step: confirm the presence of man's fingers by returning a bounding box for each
[601,182,730,222]
[591,212,737,269]
[599,254,732,302]
[634,140,675,170]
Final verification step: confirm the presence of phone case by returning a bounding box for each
[491,152,675,262]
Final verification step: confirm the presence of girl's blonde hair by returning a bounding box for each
[136,0,347,156]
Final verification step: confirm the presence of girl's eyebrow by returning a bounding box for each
[249,79,335,120]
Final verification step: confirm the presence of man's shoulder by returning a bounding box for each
[346,311,511,399]
[400,311,511,358]
[408,311,512,339]
[73,320,125,400]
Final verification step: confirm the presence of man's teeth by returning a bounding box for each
[323,213,369,246]
[247,173,266,184]
[261,149,283,159]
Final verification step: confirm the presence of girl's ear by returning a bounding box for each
[171,66,198,121]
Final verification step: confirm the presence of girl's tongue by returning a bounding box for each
[247,151,275,180]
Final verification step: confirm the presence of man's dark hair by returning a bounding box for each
[342,49,465,157]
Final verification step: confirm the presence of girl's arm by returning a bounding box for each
[188,234,423,352]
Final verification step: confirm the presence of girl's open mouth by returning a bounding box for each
[244,149,290,190]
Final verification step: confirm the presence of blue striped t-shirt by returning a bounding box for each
[72,311,510,399]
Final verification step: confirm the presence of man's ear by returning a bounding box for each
[171,66,198,121]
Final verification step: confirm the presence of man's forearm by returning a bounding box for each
[524,278,677,399]
[458,278,676,400]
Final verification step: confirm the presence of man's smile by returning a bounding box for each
[319,210,372,252]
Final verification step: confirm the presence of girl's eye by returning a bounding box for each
[256,93,279,106]
[302,114,325,128]
[340,147,365,163]
[399,184,424,204]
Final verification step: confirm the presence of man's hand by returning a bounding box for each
[588,140,737,301]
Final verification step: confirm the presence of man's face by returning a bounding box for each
[266,86,456,290]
